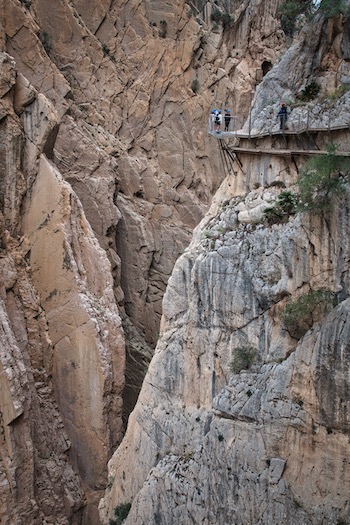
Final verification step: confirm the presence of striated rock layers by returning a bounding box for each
[0,53,124,523]
[100,145,350,525]
[4,0,350,524]
[100,12,350,525]
[1,1,287,522]
[2,0,286,353]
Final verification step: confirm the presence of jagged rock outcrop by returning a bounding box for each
[100,10,350,525]
[100,151,350,525]
[2,0,286,351]
[5,1,350,524]
[0,54,124,523]
[1,1,288,522]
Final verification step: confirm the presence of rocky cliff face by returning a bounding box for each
[0,0,287,522]
[0,52,124,523]
[100,8,350,525]
[3,0,350,524]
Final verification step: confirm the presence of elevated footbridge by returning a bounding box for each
[209,113,350,176]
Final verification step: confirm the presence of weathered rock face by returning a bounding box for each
[100,156,350,525]
[2,0,286,350]
[0,279,85,525]
[1,2,288,521]
[0,54,124,523]
[100,11,350,525]
[0,65,86,522]
[22,155,125,488]
[246,13,350,134]
[5,1,350,524]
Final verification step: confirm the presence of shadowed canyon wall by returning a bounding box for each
[2,0,350,524]
[0,0,286,522]
[100,6,350,525]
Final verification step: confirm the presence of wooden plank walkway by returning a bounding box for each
[208,124,350,140]
[229,147,350,157]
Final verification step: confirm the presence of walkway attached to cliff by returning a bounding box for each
[223,144,350,157]
[209,114,350,175]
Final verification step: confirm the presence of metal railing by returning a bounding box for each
[247,110,350,138]
[209,110,350,138]
[208,114,243,134]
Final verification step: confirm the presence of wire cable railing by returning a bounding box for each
[209,110,350,139]
[208,115,243,135]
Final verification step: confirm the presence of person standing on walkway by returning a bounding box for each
[224,109,231,131]
[278,102,288,131]
[214,109,222,133]
[210,109,216,132]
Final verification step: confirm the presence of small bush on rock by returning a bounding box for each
[278,0,313,36]
[191,79,200,93]
[297,80,321,101]
[264,190,299,224]
[319,0,350,18]
[282,289,337,339]
[230,346,258,374]
[109,503,131,525]
[299,145,350,212]
[211,8,234,29]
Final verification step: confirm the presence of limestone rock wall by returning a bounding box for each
[6,1,349,524]
[2,0,286,353]
[246,13,350,134]
[100,146,350,525]
[0,54,124,523]
[0,5,288,521]
[100,10,350,525]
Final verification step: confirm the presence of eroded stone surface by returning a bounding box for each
[2,1,350,524]
[101,178,350,525]
[100,9,350,523]
[0,51,124,523]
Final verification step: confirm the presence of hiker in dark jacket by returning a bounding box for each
[278,102,288,131]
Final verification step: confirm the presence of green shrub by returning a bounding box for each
[220,12,234,29]
[230,346,258,374]
[279,0,349,34]
[319,0,350,18]
[211,8,222,23]
[265,146,350,219]
[297,80,321,101]
[282,289,337,339]
[210,8,234,29]
[264,190,299,224]
[299,145,350,212]
[278,0,313,36]
[109,503,131,525]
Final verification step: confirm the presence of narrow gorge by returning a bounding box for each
[1,1,350,524]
